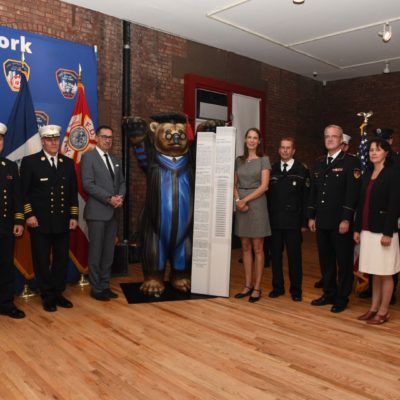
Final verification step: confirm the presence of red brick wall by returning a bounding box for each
[321,73,400,154]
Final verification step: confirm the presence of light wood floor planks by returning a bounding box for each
[1,232,399,400]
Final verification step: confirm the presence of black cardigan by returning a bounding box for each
[354,166,400,237]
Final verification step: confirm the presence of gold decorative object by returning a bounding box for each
[20,283,36,299]
[78,273,90,287]
[357,111,373,125]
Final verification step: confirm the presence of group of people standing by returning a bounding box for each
[234,125,400,325]
[0,123,125,318]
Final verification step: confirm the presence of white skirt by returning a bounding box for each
[359,231,400,275]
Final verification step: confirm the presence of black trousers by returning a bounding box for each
[271,229,302,296]
[29,229,69,301]
[316,228,354,306]
[0,233,16,310]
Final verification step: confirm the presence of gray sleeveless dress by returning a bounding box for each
[234,156,271,238]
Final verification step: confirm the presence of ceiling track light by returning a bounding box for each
[293,0,305,4]
[379,22,392,43]
[383,62,390,74]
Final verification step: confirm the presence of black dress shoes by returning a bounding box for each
[311,295,334,306]
[331,304,347,313]
[268,290,285,298]
[291,294,302,302]
[55,295,73,308]
[249,289,262,303]
[0,306,26,319]
[90,290,110,301]
[104,288,119,299]
[234,286,254,299]
[43,300,57,312]
[314,279,323,289]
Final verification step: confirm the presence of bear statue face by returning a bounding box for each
[150,122,189,157]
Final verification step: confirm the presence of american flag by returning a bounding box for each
[357,122,369,174]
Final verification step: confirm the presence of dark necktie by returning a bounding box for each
[283,163,288,173]
[50,157,57,171]
[104,153,115,180]
[327,156,333,165]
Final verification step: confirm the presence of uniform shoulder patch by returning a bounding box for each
[353,168,361,179]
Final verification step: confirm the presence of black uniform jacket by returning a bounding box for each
[20,150,78,234]
[308,151,361,229]
[0,157,24,235]
[354,166,400,237]
[268,159,310,229]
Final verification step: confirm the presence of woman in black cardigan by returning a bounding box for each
[354,138,400,324]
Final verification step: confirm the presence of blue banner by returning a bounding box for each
[0,26,98,136]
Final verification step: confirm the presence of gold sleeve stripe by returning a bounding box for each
[14,213,24,219]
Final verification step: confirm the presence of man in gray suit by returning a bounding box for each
[81,125,126,301]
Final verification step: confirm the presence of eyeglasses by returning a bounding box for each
[99,135,113,140]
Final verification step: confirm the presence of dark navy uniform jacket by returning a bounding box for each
[268,159,310,230]
[308,151,361,229]
[20,150,78,234]
[0,157,24,235]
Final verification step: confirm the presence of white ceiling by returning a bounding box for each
[62,0,400,82]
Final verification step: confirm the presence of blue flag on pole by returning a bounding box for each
[3,72,40,161]
[3,69,40,285]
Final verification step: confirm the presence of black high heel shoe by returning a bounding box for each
[234,286,254,299]
[249,289,262,303]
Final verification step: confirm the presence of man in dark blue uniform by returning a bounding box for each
[308,125,361,313]
[20,125,78,312]
[0,123,25,319]
[268,137,310,301]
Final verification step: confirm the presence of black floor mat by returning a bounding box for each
[120,282,217,304]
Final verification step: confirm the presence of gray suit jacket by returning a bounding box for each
[81,148,126,221]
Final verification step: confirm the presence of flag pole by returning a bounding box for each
[18,51,37,299]
[76,63,90,288]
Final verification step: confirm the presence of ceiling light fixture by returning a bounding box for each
[383,62,390,74]
[293,0,305,4]
[379,22,392,43]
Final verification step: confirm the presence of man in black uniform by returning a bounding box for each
[20,125,78,312]
[308,124,361,313]
[0,123,25,319]
[268,137,310,301]
[314,132,353,289]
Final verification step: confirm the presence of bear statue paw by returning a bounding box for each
[170,276,191,293]
[140,279,165,296]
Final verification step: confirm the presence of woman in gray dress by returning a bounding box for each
[234,128,271,302]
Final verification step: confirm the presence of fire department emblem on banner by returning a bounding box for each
[3,59,30,92]
[61,114,96,161]
[69,125,89,151]
[35,111,49,128]
[56,68,78,99]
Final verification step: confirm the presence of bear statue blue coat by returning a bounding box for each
[132,112,194,295]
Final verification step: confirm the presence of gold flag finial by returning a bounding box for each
[357,111,373,124]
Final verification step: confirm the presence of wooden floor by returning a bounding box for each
[1,232,400,400]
